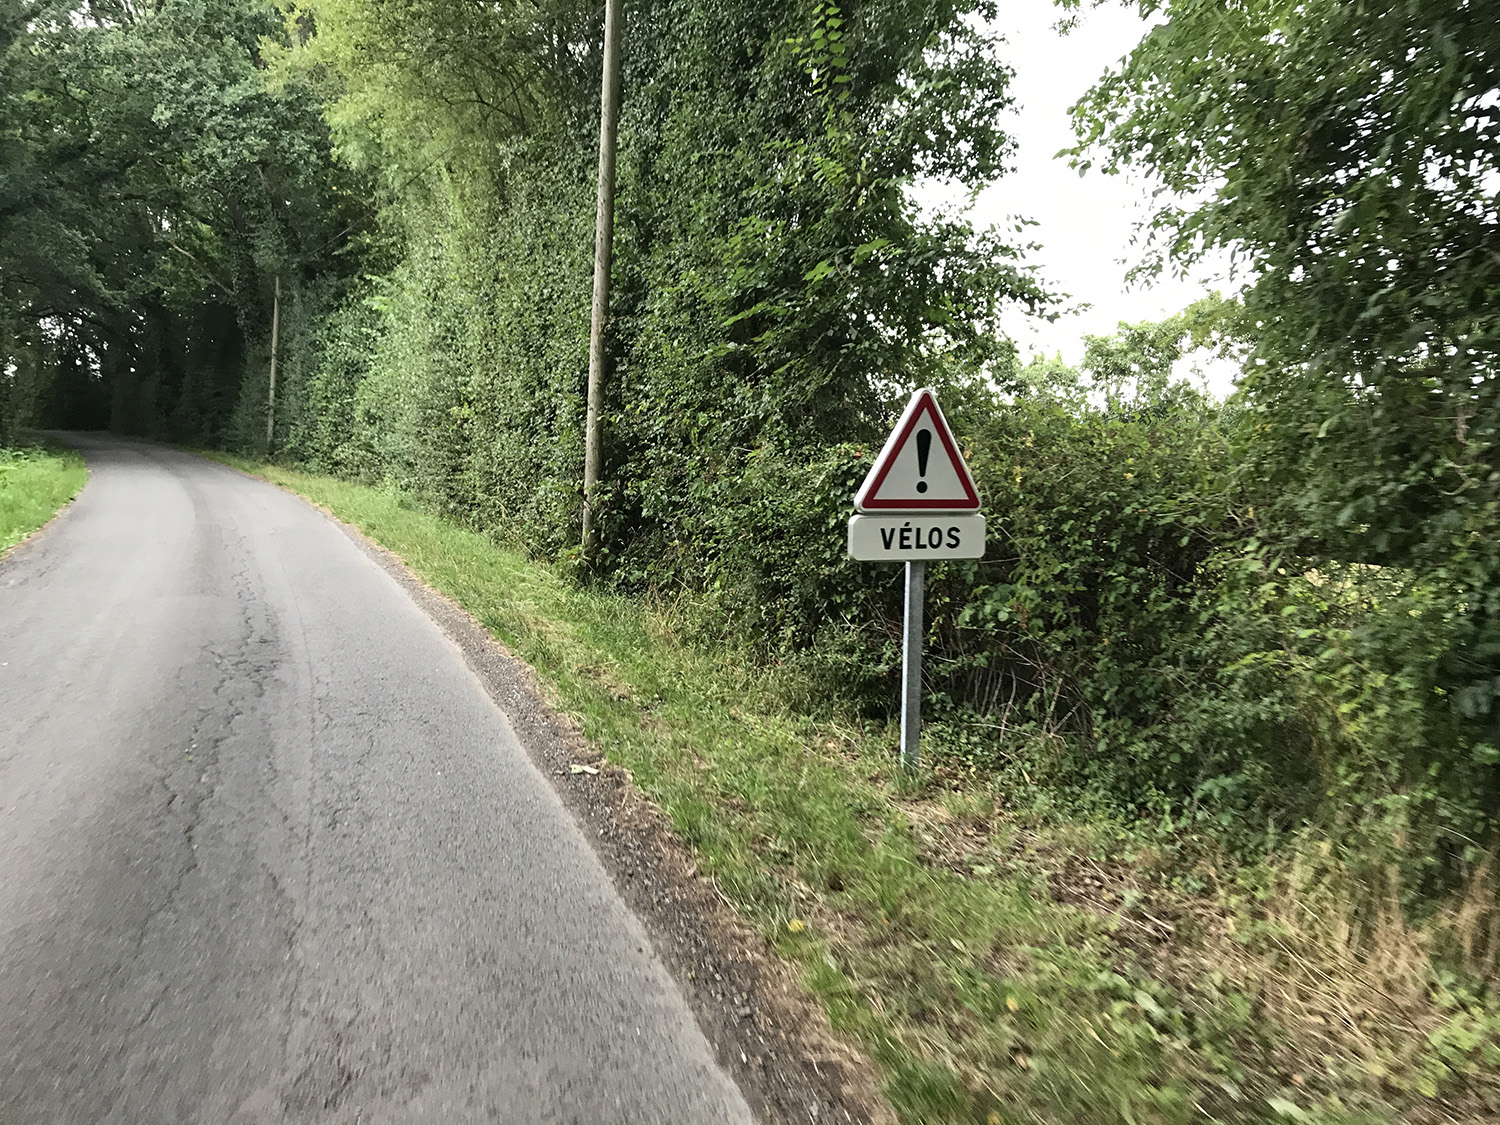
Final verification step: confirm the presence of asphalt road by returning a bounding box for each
[0,436,754,1123]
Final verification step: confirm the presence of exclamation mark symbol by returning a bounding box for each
[915,429,931,493]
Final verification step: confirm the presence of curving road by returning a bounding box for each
[0,436,753,1123]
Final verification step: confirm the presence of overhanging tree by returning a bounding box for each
[0,0,365,442]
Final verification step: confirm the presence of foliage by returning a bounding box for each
[256,0,1050,568]
[1073,0,1500,862]
[0,0,367,444]
[1073,0,1499,384]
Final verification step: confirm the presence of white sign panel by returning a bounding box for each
[848,514,986,561]
[854,388,980,513]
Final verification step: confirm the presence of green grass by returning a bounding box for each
[209,453,1499,1125]
[0,442,86,556]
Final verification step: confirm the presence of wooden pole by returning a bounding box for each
[265,275,281,454]
[581,0,623,562]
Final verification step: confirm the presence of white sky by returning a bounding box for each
[920,0,1237,378]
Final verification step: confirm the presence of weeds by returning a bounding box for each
[0,441,86,557]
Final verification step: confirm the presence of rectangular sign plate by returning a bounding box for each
[848,514,985,562]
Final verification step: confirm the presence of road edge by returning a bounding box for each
[215,458,897,1125]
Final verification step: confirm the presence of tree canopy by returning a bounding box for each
[0,0,362,441]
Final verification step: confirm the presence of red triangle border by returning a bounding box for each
[856,390,980,512]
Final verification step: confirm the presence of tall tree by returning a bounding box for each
[1075,0,1500,748]
[287,0,1049,563]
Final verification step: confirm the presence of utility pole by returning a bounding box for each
[581,0,623,563]
[265,275,281,454]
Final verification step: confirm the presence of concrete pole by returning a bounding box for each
[581,0,623,562]
[900,560,925,772]
[265,275,281,454]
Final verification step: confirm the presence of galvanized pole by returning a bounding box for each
[265,275,280,454]
[581,0,623,563]
[900,560,925,771]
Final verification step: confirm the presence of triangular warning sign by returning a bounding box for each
[855,388,980,512]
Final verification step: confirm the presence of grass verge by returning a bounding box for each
[214,453,1499,1125]
[0,441,87,557]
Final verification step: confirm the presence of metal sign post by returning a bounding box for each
[849,388,984,775]
[900,560,925,771]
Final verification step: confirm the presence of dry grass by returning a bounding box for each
[896,783,1500,1122]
